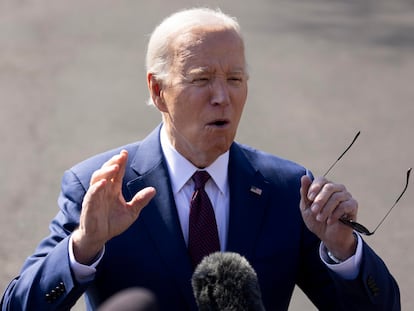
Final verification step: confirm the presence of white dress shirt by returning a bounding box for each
[69,125,362,281]
[159,126,229,250]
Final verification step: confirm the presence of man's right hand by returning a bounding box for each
[72,150,156,264]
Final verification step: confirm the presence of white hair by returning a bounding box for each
[145,7,244,106]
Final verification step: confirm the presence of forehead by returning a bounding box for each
[170,27,246,73]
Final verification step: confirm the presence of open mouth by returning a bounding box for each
[208,119,229,127]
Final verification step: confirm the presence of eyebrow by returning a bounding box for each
[186,67,246,75]
[187,67,210,75]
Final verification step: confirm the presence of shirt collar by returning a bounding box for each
[160,125,229,195]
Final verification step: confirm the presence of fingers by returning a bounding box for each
[302,176,358,225]
[83,178,108,211]
[127,187,157,213]
[90,150,128,186]
[300,175,312,210]
[112,150,128,185]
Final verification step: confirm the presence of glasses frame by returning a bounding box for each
[322,131,411,236]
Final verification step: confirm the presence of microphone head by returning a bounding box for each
[97,287,158,311]
[192,252,265,311]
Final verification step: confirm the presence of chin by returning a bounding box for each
[208,141,232,157]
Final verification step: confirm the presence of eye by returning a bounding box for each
[227,76,243,85]
[194,77,209,82]
[192,76,210,86]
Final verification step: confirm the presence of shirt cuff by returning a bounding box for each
[68,234,105,283]
[319,233,363,280]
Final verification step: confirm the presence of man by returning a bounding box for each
[1,8,400,311]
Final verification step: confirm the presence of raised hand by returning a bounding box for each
[300,175,357,261]
[72,150,156,264]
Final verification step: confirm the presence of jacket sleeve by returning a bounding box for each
[328,240,401,311]
[293,168,400,310]
[297,228,400,311]
[1,170,92,311]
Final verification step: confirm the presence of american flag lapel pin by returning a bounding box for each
[250,186,262,196]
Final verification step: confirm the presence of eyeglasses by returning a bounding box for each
[322,131,411,236]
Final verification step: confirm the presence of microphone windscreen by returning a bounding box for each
[192,252,265,311]
[97,287,158,311]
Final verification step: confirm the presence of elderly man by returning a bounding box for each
[1,7,400,311]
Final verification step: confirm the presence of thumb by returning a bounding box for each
[300,175,312,212]
[127,187,157,213]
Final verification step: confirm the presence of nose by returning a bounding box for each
[210,78,230,106]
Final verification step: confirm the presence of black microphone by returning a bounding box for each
[97,287,158,311]
[191,252,265,311]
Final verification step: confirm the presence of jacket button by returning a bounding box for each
[367,275,380,297]
[45,293,52,303]
[45,281,66,302]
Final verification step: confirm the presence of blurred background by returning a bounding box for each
[1,0,413,309]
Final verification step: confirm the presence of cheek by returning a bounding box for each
[168,100,204,131]
[174,92,208,119]
[233,93,247,117]
[231,83,248,103]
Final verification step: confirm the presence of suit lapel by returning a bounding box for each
[226,144,270,259]
[125,126,196,309]
[123,128,269,308]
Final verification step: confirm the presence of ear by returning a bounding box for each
[147,73,168,112]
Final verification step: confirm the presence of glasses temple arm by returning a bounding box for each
[371,168,411,234]
[323,131,361,177]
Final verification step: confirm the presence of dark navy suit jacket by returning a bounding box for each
[1,125,400,310]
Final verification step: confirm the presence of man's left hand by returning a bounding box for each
[300,175,358,261]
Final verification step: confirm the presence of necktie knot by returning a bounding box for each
[192,171,211,190]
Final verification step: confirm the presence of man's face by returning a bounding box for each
[158,27,248,167]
